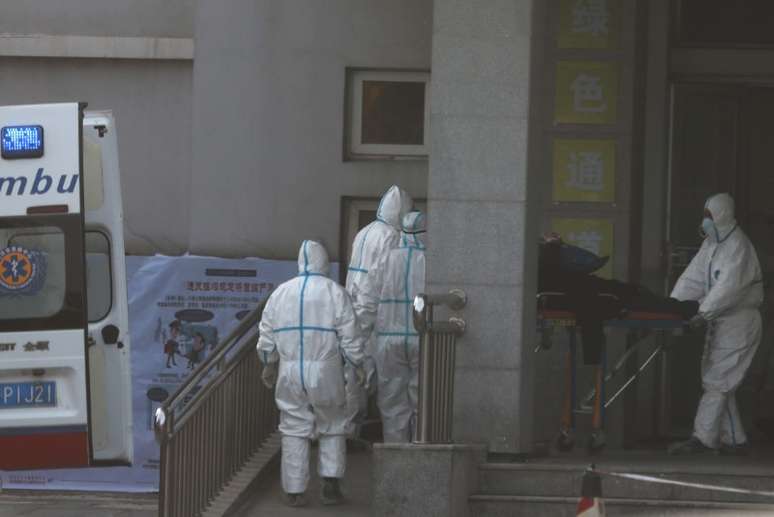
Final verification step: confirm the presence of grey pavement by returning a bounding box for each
[0,491,157,517]
[0,449,373,517]
[232,449,373,517]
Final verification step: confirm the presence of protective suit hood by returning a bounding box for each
[376,186,403,230]
[298,240,329,275]
[705,193,737,241]
[401,211,426,248]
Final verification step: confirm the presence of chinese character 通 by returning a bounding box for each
[571,74,607,113]
[572,0,608,37]
[566,151,605,192]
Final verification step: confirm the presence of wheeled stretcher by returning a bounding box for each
[535,292,686,453]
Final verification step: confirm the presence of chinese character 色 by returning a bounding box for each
[571,74,607,113]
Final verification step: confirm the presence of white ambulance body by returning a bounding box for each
[0,103,132,469]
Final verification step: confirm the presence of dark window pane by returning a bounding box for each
[677,0,774,46]
[358,210,376,230]
[85,231,112,322]
[361,81,425,145]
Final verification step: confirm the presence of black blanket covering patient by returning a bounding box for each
[538,237,698,365]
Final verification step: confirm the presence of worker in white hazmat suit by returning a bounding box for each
[344,185,413,437]
[257,240,366,506]
[357,211,426,442]
[669,193,764,455]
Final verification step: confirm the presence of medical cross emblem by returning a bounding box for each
[0,246,35,291]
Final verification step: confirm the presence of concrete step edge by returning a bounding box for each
[469,494,774,510]
[201,432,282,517]
[479,462,774,478]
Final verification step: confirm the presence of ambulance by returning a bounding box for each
[0,103,132,469]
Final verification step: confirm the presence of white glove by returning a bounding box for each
[261,362,278,389]
[355,366,368,388]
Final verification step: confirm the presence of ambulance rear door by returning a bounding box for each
[0,103,90,469]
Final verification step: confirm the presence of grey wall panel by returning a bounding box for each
[0,0,194,38]
[190,0,432,260]
[0,58,193,255]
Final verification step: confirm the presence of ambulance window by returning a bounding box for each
[0,227,66,320]
[85,231,111,322]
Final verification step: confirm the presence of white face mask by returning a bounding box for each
[701,217,716,239]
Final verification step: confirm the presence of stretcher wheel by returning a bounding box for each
[555,430,575,452]
[586,431,607,455]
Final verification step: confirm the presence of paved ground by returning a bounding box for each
[232,449,373,516]
[0,449,372,517]
[1,445,769,516]
[0,491,158,517]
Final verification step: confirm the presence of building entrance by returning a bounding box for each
[668,83,774,441]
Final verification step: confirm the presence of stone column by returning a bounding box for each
[427,0,539,453]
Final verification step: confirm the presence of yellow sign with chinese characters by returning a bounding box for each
[552,218,614,278]
[553,139,616,203]
[554,61,618,125]
[558,0,620,49]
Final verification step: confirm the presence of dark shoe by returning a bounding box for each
[284,492,307,507]
[321,477,344,506]
[668,436,717,455]
[719,442,749,456]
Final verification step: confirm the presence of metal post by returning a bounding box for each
[414,291,466,444]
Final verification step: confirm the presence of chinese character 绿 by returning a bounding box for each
[572,0,609,37]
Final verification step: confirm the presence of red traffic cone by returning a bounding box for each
[577,467,606,516]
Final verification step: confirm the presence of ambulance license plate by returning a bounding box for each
[0,382,56,408]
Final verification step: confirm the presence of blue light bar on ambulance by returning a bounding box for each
[1,125,44,159]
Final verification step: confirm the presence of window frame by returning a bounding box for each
[345,68,431,160]
[672,0,774,49]
[338,196,428,283]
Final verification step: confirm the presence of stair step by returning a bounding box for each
[478,462,774,504]
[469,494,774,516]
[200,431,282,517]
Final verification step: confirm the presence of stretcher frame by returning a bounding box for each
[535,292,686,453]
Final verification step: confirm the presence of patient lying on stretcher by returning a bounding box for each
[538,234,699,365]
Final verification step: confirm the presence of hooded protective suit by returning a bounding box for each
[671,193,764,448]
[357,211,426,442]
[257,240,364,494]
[344,186,413,433]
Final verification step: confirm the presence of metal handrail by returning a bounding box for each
[413,290,467,444]
[157,296,279,517]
